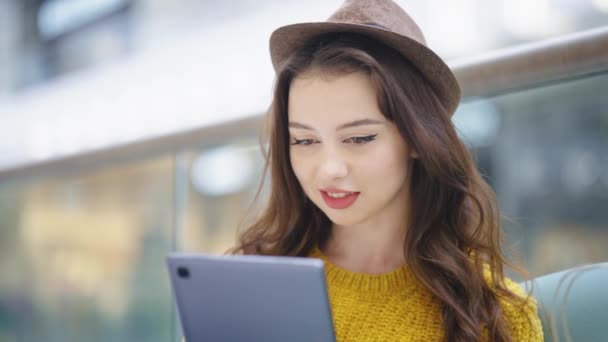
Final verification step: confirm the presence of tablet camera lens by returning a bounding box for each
[177,267,190,278]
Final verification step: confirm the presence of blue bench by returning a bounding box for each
[521,263,608,342]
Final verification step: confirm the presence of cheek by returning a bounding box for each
[359,146,409,187]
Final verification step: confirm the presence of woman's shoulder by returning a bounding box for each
[496,275,545,341]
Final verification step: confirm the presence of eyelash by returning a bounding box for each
[290,134,378,146]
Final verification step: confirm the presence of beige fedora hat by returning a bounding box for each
[269,0,462,116]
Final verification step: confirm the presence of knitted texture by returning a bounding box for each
[310,248,543,341]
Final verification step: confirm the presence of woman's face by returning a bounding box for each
[288,70,416,227]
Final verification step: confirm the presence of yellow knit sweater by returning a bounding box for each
[309,247,544,341]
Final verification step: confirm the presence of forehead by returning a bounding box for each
[288,71,385,125]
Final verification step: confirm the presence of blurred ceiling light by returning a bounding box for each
[561,150,600,195]
[592,0,608,12]
[190,146,256,197]
[451,99,500,147]
[38,0,128,39]
[502,0,564,38]
[517,150,548,195]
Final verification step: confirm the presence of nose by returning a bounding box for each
[318,145,349,181]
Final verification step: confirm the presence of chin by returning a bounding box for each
[323,210,366,227]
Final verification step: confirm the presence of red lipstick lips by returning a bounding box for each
[320,188,360,209]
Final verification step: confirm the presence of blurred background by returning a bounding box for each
[0,0,606,341]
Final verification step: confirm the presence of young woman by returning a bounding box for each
[231,0,544,340]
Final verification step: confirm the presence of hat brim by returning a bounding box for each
[269,22,461,116]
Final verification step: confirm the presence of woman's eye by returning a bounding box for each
[291,138,315,146]
[346,134,378,144]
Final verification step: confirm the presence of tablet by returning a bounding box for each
[167,252,336,342]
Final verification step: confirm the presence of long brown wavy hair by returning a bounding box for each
[229,32,534,342]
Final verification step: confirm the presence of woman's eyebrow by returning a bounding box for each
[288,118,384,131]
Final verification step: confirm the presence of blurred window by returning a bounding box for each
[456,72,608,278]
[0,155,175,341]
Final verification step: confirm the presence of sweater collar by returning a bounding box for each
[309,246,418,292]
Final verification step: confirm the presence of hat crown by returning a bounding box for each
[268,0,461,116]
[327,0,426,45]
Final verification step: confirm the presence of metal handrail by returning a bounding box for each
[452,26,608,99]
[1,26,607,182]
